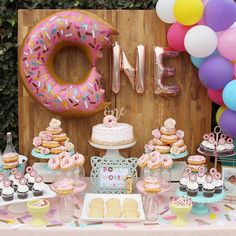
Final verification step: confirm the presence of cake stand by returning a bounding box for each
[176,189,225,215]
[31,148,75,159]
[170,151,188,160]
[89,140,136,158]
[197,126,235,169]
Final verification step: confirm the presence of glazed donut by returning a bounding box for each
[137,154,149,167]
[50,146,66,154]
[48,156,60,170]
[19,10,118,117]
[42,140,60,148]
[160,126,176,136]
[60,156,74,171]
[33,137,42,147]
[155,145,170,154]
[160,134,178,144]
[171,139,184,148]
[152,129,161,139]
[147,152,162,170]
[72,153,85,167]
[103,115,117,128]
[162,155,173,169]
[152,138,165,146]
[39,131,53,141]
[52,133,68,142]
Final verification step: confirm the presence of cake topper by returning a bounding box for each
[104,106,127,120]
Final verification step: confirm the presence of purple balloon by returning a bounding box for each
[219,109,236,138]
[204,0,236,32]
[199,56,233,90]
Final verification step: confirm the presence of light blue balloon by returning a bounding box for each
[190,50,220,69]
[223,80,236,111]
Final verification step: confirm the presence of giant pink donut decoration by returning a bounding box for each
[19,10,118,117]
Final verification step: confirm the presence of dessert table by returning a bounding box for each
[0,179,236,236]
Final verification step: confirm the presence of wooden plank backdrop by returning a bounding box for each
[18,10,212,175]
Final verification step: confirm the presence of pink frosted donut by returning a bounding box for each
[162,155,173,169]
[206,175,213,183]
[48,156,60,170]
[209,168,217,176]
[171,139,184,148]
[137,154,149,167]
[220,134,227,139]
[58,151,71,159]
[26,166,33,173]
[227,138,233,144]
[179,145,187,153]
[209,133,215,138]
[60,156,74,171]
[0,174,5,182]
[203,134,209,140]
[214,172,222,180]
[184,167,192,173]
[103,115,117,128]
[189,173,197,182]
[219,138,226,145]
[72,153,85,167]
[147,152,162,169]
[39,131,53,141]
[182,171,189,179]
[33,137,42,147]
[11,168,18,175]
[198,171,205,177]
[208,137,216,144]
[19,10,117,117]
[40,147,50,155]
[152,129,161,139]
[144,143,155,153]
[176,130,184,139]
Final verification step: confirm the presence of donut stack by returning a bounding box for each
[2,152,19,170]
[144,118,187,156]
[32,118,74,155]
[187,155,206,173]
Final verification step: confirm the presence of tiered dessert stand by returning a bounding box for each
[89,140,138,194]
[197,126,236,169]
[176,189,225,215]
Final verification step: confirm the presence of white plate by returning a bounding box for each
[0,183,56,206]
[81,193,145,222]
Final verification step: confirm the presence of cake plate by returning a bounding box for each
[170,151,188,160]
[176,189,225,215]
[31,148,75,159]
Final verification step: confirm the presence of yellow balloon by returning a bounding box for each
[216,106,227,125]
[173,0,204,26]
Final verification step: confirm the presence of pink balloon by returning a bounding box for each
[207,89,225,106]
[167,23,191,52]
[218,28,236,61]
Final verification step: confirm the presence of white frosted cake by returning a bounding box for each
[91,114,134,145]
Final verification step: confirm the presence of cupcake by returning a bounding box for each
[186,174,199,197]
[27,170,37,190]
[17,178,29,199]
[0,174,5,196]
[213,172,223,194]
[2,180,14,201]
[24,166,33,182]
[203,175,215,198]
[179,172,189,192]
[197,171,206,191]
[13,172,22,192]
[33,175,44,196]
[8,168,17,186]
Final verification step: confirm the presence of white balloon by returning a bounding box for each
[156,0,176,24]
[184,25,218,58]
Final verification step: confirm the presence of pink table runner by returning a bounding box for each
[0,181,236,236]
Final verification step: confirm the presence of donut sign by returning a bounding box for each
[19,10,118,117]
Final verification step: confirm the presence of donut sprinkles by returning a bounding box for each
[19,10,118,116]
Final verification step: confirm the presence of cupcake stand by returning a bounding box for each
[0,183,56,213]
[176,189,225,215]
[197,126,236,169]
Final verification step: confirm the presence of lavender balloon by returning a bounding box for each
[199,56,233,90]
[204,0,236,32]
[219,109,236,138]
